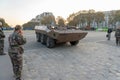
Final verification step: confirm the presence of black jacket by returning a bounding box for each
[107,28,112,33]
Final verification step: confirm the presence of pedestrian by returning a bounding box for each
[115,27,120,45]
[0,21,6,55]
[8,25,26,80]
[107,28,112,40]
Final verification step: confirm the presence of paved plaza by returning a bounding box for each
[0,31,120,80]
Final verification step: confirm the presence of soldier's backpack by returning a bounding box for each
[9,33,26,47]
[9,33,19,47]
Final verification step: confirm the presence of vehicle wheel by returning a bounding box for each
[36,33,41,42]
[70,40,79,46]
[46,37,55,48]
[41,34,46,44]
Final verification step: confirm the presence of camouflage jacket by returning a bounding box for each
[0,28,5,40]
[8,32,26,53]
[115,29,120,37]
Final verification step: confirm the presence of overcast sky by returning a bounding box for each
[0,0,120,26]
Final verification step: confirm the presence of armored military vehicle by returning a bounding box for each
[35,25,87,48]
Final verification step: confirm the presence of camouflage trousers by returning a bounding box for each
[0,40,4,54]
[116,37,120,45]
[8,51,23,79]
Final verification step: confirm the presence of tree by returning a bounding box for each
[67,9,96,28]
[57,16,65,26]
[94,12,105,27]
[108,11,116,27]
[41,15,56,25]
[22,22,39,30]
[67,13,75,23]
[67,13,80,26]
[0,18,9,27]
[114,10,120,22]
[79,13,87,28]
[86,10,95,27]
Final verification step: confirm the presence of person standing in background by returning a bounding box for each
[115,27,120,45]
[107,28,113,40]
[0,21,6,55]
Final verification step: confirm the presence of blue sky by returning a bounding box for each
[0,0,120,26]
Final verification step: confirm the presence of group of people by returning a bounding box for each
[0,21,26,80]
[107,27,120,45]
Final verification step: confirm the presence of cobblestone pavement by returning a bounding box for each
[0,31,13,80]
[0,31,120,80]
[23,31,120,80]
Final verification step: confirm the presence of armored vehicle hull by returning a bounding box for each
[35,26,87,48]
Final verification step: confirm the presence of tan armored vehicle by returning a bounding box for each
[35,26,87,48]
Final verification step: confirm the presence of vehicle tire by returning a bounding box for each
[70,40,79,46]
[46,36,55,48]
[36,33,41,42]
[41,34,46,44]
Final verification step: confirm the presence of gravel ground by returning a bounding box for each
[23,31,120,80]
[0,30,120,80]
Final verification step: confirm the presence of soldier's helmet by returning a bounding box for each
[15,25,22,30]
[0,22,2,26]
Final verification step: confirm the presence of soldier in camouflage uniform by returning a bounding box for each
[0,21,6,55]
[8,25,26,80]
[115,27,120,45]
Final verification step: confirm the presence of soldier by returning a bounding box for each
[115,27,120,45]
[0,21,6,55]
[8,25,26,80]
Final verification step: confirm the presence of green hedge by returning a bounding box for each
[96,27,108,32]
